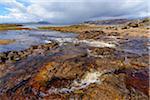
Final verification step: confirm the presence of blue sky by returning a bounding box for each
[0,4,9,15]
[0,0,30,15]
[0,0,149,24]
[16,0,30,6]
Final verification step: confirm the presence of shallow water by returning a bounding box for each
[0,29,76,52]
[119,37,149,55]
[22,24,69,29]
[0,24,148,56]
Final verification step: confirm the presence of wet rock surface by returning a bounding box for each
[0,40,149,99]
[0,42,59,64]
[0,18,149,99]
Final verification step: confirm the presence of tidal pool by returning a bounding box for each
[0,29,76,52]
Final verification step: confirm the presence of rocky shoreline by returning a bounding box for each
[39,18,149,39]
[0,41,59,64]
[0,18,149,99]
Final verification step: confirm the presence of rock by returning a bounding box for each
[125,68,149,96]
[79,30,105,39]
[0,53,7,63]
[0,42,59,64]
[112,68,149,96]
[89,47,116,57]
[128,22,139,27]
[0,19,149,99]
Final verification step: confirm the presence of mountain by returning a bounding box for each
[37,21,51,24]
[84,17,150,25]
[84,19,133,25]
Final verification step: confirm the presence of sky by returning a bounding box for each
[0,0,149,24]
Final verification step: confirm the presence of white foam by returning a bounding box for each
[46,38,116,48]
[47,71,103,95]
[44,40,52,43]
[80,40,116,48]
[74,71,102,86]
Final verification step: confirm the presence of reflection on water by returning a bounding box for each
[22,24,69,29]
[0,30,76,52]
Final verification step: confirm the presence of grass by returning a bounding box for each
[38,24,100,33]
[0,24,31,31]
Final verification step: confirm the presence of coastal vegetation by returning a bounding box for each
[0,39,15,45]
[0,24,31,31]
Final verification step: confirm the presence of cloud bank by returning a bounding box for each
[0,0,149,24]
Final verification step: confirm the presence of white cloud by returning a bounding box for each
[0,0,149,24]
[0,0,40,23]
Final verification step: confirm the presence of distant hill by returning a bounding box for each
[84,17,150,25]
[37,21,51,24]
[84,19,133,25]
